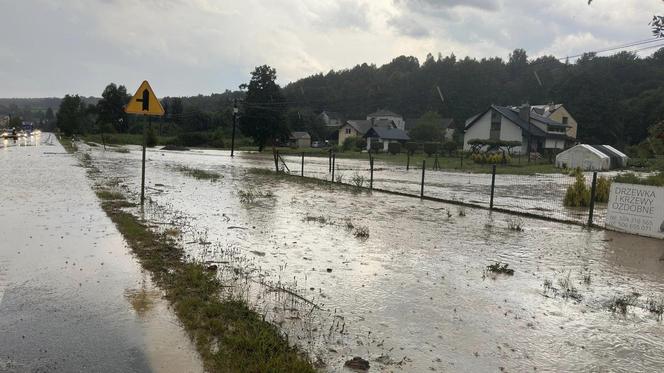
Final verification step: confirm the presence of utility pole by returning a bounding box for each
[231,98,238,157]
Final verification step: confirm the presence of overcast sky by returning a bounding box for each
[0,0,661,97]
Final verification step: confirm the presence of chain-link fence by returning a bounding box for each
[270,151,607,227]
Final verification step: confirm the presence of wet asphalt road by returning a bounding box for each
[0,136,202,372]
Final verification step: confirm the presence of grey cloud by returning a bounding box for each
[389,15,431,38]
[395,0,501,13]
[311,1,371,31]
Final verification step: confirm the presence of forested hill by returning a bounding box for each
[283,49,664,147]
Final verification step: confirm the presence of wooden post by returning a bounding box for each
[588,172,598,227]
[370,155,374,190]
[301,152,304,177]
[490,164,496,209]
[420,160,426,198]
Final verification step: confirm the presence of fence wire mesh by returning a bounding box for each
[273,152,608,227]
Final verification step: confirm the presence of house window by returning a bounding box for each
[562,116,568,125]
[345,128,351,134]
[490,110,501,140]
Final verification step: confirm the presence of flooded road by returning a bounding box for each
[0,136,203,372]
[83,144,664,372]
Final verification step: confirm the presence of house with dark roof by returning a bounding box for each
[530,104,578,139]
[463,104,576,154]
[338,118,396,146]
[367,109,405,130]
[364,127,410,152]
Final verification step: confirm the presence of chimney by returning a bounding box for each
[519,103,530,123]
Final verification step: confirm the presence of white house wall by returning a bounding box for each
[463,111,524,153]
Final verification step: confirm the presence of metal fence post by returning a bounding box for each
[490,164,496,209]
[420,160,426,198]
[328,150,332,173]
[331,153,336,182]
[274,150,279,173]
[370,155,374,190]
[588,171,598,227]
[301,152,304,177]
[460,151,463,169]
[407,152,410,171]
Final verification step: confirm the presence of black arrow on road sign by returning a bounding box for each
[136,89,150,111]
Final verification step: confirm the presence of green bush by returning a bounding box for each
[564,173,591,207]
[146,126,158,147]
[471,152,511,164]
[387,142,401,155]
[209,129,225,148]
[595,176,611,203]
[442,141,457,156]
[175,132,209,147]
[423,142,440,157]
[342,136,364,151]
[405,142,419,155]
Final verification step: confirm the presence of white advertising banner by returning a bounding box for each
[606,183,664,239]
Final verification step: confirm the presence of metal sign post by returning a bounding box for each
[125,81,165,206]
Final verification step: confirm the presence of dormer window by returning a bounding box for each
[562,116,568,125]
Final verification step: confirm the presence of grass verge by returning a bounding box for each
[66,139,314,372]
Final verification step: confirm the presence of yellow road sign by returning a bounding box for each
[125,80,165,116]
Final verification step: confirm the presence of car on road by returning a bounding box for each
[1,128,18,140]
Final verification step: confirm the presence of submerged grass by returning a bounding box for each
[63,138,314,372]
[174,165,222,181]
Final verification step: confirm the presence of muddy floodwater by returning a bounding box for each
[0,136,203,373]
[80,144,664,372]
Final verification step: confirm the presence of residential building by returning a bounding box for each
[367,109,405,130]
[338,120,372,145]
[365,127,410,152]
[319,111,344,128]
[463,104,575,154]
[531,104,578,139]
[289,131,311,148]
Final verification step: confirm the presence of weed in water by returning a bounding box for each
[353,225,370,239]
[608,295,637,315]
[581,271,592,285]
[238,188,275,204]
[350,173,366,188]
[458,207,466,217]
[557,271,582,301]
[304,215,328,225]
[646,298,664,320]
[175,165,222,181]
[344,218,355,230]
[486,262,514,276]
[335,173,344,183]
[506,217,523,231]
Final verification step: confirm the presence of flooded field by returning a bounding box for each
[76,143,664,372]
[0,136,203,373]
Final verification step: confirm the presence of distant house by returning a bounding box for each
[463,104,576,154]
[319,111,344,128]
[365,127,410,152]
[289,131,311,148]
[338,119,395,145]
[367,109,405,131]
[531,104,578,139]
